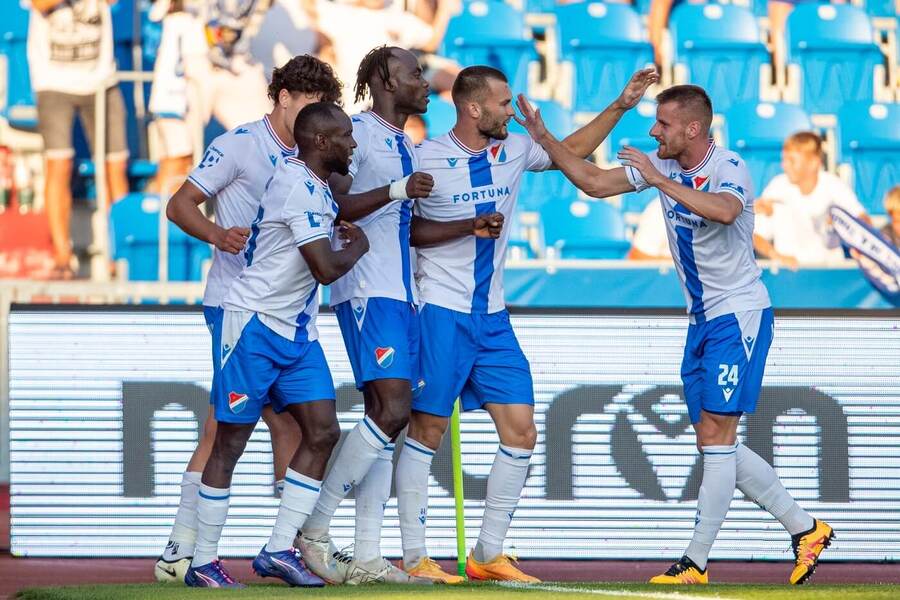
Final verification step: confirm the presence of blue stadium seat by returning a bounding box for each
[786,4,883,114]
[554,2,653,112]
[837,102,900,215]
[0,2,37,129]
[442,1,536,94]
[606,101,658,213]
[422,95,456,138]
[864,0,897,18]
[541,199,630,259]
[670,3,769,113]
[110,192,211,281]
[509,100,578,212]
[725,102,813,198]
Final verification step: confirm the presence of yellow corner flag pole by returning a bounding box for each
[450,398,466,577]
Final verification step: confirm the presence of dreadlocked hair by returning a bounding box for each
[354,45,395,105]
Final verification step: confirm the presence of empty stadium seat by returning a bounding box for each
[670,3,769,113]
[864,0,897,18]
[541,199,630,259]
[442,1,536,94]
[0,2,37,130]
[837,102,900,215]
[110,192,211,281]
[606,101,659,213]
[786,4,883,114]
[423,95,456,138]
[509,100,579,212]
[554,2,653,112]
[725,101,813,197]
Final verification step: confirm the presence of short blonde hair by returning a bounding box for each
[783,131,823,157]
[885,185,900,214]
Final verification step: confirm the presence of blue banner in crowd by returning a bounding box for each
[830,206,900,307]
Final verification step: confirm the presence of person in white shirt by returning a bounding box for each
[753,131,870,268]
[629,199,672,260]
[184,101,369,588]
[157,55,342,584]
[515,83,833,586]
[395,65,659,584]
[27,0,129,278]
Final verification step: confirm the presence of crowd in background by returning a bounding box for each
[11,0,900,281]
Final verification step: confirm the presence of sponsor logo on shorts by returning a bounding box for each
[228,391,249,413]
[375,346,395,368]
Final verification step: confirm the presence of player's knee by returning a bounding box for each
[503,422,537,450]
[304,421,340,457]
[374,404,410,438]
[408,412,447,449]
[200,416,218,446]
[210,435,249,474]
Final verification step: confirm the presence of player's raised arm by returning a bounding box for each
[514,95,634,198]
[558,67,659,159]
[330,171,434,223]
[618,146,742,225]
[299,221,369,284]
[409,212,504,248]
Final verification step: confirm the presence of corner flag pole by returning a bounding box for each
[450,398,466,577]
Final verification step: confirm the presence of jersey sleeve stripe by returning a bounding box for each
[295,232,329,247]
[187,175,215,198]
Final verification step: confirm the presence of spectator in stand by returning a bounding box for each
[882,185,900,250]
[250,0,336,77]
[753,131,871,268]
[316,0,461,110]
[628,200,671,260]
[27,0,130,279]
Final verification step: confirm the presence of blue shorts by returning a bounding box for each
[412,304,534,418]
[211,311,335,424]
[334,297,421,391]
[681,308,774,424]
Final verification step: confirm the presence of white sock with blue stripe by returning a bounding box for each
[266,469,322,552]
[191,484,230,568]
[163,471,201,560]
[302,416,389,537]
[735,443,814,535]
[397,437,436,568]
[354,443,395,563]
[684,444,738,570]
[474,444,532,563]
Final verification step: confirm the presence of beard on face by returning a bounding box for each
[478,112,509,140]
[326,152,350,176]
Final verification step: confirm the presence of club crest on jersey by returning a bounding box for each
[447,158,458,167]
[228,392,249,413]
[487,143,507,164]
[305,180,316,195]
[691,175,710,191]
[375,346,395,368]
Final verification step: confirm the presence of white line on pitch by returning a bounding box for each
[496,581,743,600]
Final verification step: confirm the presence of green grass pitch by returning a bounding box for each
[14,582,900,600]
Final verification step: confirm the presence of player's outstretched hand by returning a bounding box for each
[474,212,504,238]
[514,94,549,141]
[213,226,250,254]
[618,145,665,187]
[614,68,660,111]
[338,220,370,253]
[406,172,435,199]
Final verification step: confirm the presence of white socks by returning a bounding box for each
[191,483,230,567]
[684,444,737,570]
[163,471,201,560]
[397,437,436,567]
[266,469,322,553]
[354,443,395,563]
[474,445,532,563]
[736,443,814,535]
[303,416,389,537]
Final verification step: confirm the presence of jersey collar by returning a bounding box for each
[287,157,328,188]
[448,130,488,156]
[264,114,297,155]
[367,111,405,136]
[681,139,715,176]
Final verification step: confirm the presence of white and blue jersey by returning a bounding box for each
[331,111,422,389]
[411,131,550,417]
[624,142,770,323]
[415,131,551,314]
[330,111,418,306]
[213,157,337,423]
[187,114,297,308]
[625,142,773,422]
